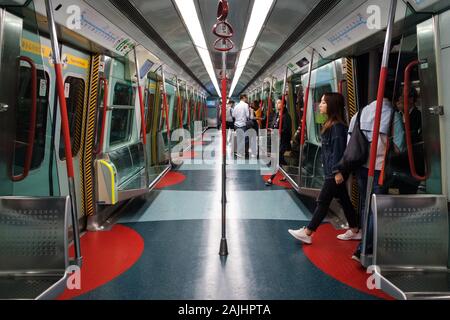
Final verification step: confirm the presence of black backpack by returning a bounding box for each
[337,110,369,176]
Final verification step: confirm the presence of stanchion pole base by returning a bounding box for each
[219,238,228,256]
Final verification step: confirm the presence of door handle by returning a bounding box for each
[0,103,9,113]
[428,105,444,116]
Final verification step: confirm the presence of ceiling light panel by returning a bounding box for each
[174,0,220,95]
[229,0,274,96]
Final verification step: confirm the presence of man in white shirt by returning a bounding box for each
[232,94,250,130]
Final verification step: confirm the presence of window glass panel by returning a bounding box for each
[14,67,49,174]
[113,82,135,106]
[109,109,134,147]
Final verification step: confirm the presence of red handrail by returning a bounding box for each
[177,95,183,129]
[279,93,286,135]
[187,98,192,130]
[213,38,234,52]
[266,97,272,129]
[213,21,234,38]
[97,77,109,155]
[137,84,147,145]
[13,56,38,182]
[162,92,171,138]
[217,0,229,21]
[404,60,429,181]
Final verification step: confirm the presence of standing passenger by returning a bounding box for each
[232,95,250,156]
[342,92,405,262]
[265,98,291,186]
[288,93,359,244]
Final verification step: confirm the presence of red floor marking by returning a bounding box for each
[263,172,292,189]
[302,224,393,300]
[58,225,144,300]
[155,171,187,189]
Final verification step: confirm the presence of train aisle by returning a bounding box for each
[59,130,389,300]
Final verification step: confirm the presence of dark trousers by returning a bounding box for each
[355,167,388,254]
[307,178,358,232]
[269,145,288,181]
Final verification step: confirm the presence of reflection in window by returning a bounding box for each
[59,76,85,160]
[109,109,134,147]
[14,67,49,174]
[113,82,135,106]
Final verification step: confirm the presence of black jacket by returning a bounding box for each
[273,111,292,152]
[321,123,348,179]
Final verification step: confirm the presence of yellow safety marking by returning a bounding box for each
[346,58,359,211]
[83,55,100,216]
[21,38,52,57]
[99,160,116,204]
[64,54,89,69]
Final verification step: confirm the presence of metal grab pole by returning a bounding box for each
[161,66,172,163]
[45,0,82,266]
[361,0,397,267]
[266,79,273,129]
[279,67,289,136]
[134,48,147,146]
[134,47,149,186]
[220,50,228,257]
[300,49,315,146]
[298,50,315,187]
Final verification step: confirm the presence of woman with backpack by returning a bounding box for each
[288,93,360,244]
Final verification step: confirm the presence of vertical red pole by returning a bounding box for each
[266,97,272,129]
[360,0,397,267]
[163,93,171,139]
[137,85,147,145]
[222,78,227,156]
[187,98,191,130]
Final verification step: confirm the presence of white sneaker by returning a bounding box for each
[337,229,362,241]
[288,228,312,244]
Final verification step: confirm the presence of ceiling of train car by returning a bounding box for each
[233,0,321,94]
[107,0,341,96]
[195,0,254,85]
[128,0,213,92]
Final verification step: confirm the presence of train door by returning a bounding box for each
[383,14,444,196]
[54,45,90,218]
[0,8,59,198]
[12,34,58,197]
[0,9,20,197]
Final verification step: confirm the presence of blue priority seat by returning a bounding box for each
[0,197,71,300]
[372,195,450,300]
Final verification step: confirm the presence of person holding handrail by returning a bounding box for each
[288,93,359,244]
[342,87,405,262]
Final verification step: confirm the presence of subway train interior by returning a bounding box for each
[1,0,450,303]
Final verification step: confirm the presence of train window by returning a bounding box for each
[113,82,135,106]
[59,76,85,160]
[109,108,134,147]
[14,67,49,174]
